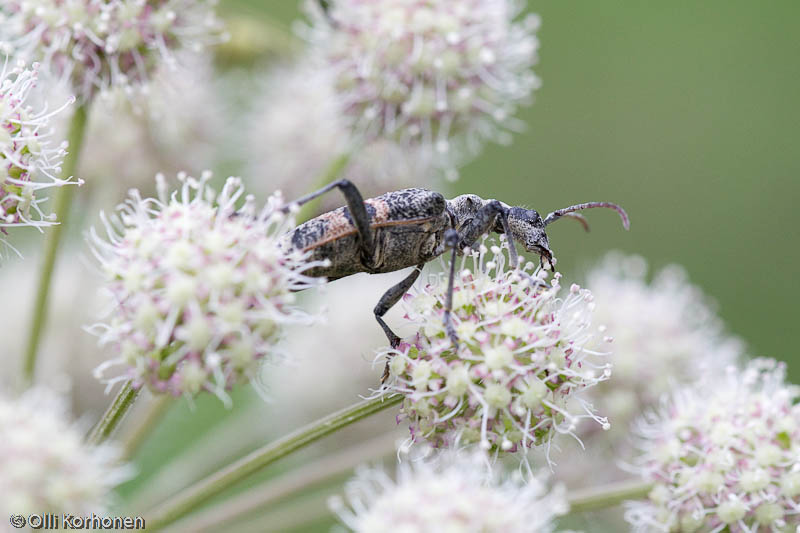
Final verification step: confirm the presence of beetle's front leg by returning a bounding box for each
[442,229,460,352]
[374,263,425,383]
[457,200,519,268]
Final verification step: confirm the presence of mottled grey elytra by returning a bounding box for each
[281,179,629,381]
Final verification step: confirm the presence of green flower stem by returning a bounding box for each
[86,381,141,446]
[147,394,402,530]
[295,152,351,223]
[22,104,89,383]
[567,479,653,514]
[122,395,173,459]
[173,431,399,532]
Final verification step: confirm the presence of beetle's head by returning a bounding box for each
[505,201,631,271]
[507,207,555,270]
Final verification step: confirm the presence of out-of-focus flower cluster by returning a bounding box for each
[77,55,226,200]
[331,448,566,532]
[304,0,541,174]
[626,359,800,533]
[264,273,406,430]
[586,253,742,433]
[382,238,612,454]
[1,61,74,233]
[246,60,434,206]
[0,387,129,515]
[0,0,225,100]
[88,172,326,403]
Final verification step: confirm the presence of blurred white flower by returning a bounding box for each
[87,172,326,404]
[246,59,436,207]
[586,253,743,433]
[74,55,226,202]
[0,253,108,413]
[264,273,407,430]
[625,358,800,533]
[304,0,540,174]
[0,387,129,515]
[331,447,566,532]
[540,254,745,491]
[0,0,226,101]
[380,237,611,455]
[1,60,75,236]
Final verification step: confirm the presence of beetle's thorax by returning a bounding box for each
[446,194,509,232]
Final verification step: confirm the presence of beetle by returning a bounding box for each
[280,179,629,380]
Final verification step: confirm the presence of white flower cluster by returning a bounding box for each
[1,0,225,100]
[1,60,74,233]
[88,172,326,403]
[304,0,540,172]
[626,359,800,533]
[381,238,612,454]
[331,448,566,532]
[585,253,742,434]
[0,388,128,515]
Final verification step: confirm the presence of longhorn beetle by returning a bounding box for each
[280,180,629,381]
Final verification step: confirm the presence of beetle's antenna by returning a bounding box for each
[544,202,629,230]
[562,212,590,232]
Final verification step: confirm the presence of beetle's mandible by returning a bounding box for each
[279,180,629,381]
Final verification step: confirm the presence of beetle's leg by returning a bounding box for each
[287,178,375,261]
[442,229,460,352]
[375,263,425,383]
[457,200,519,269]
[457,204,548,291]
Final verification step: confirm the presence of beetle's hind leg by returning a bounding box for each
[287,178,376,262]
[374,263,425,383]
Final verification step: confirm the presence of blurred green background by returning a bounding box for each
[230,0,800,377]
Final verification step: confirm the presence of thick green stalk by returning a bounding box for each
[295,152,351,223]
[567,479,653,514]
[172,432,399,532]
[86,381,141,446]
[147,394,402,530]
[122,395,173,459]
[22,104,89,383]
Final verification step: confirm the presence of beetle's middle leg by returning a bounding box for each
[287,178,375,262]
[375,263,424,383]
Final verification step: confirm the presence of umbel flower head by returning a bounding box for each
[584,253,743,436]
[0,0,226,101]
[330,447,567,532]
[1,60,75,233]
[625,359,800,533]
[304,0,541,173]
[88,172,326,404]
[0,387,129,515]
[381,238,612,454]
